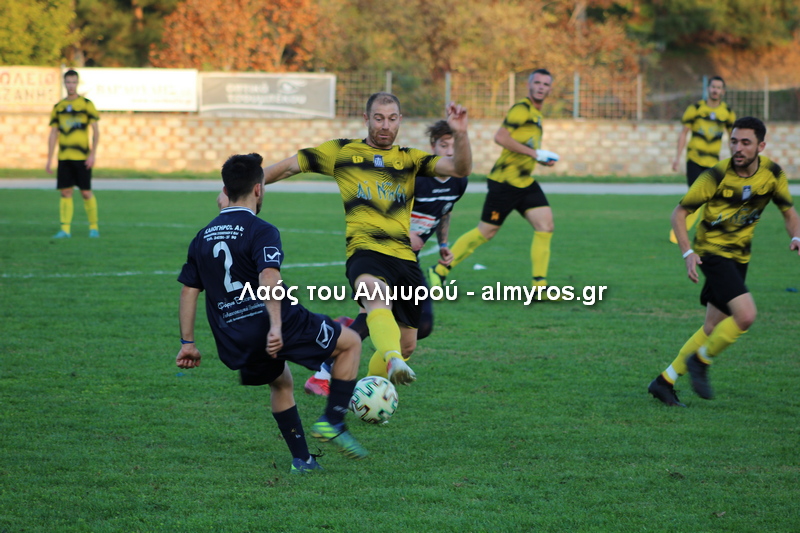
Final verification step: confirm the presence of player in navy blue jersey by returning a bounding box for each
[176,153,368,472]
[304,121,468,395]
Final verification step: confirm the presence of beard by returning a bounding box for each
[732,153,758,170]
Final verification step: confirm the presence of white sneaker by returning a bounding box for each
[387,357,416,385]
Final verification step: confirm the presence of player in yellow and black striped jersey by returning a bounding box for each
[297,139,438,262]
[262,93,472,388]
[430,69,560,297]
[46,69,101,239]
[649,117,800,407]
[669,76,736,243]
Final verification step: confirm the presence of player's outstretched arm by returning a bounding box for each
[435,102,472,178]
[259,267,284,356]
[782,207,800,255]
[264,155,301,185]
[177,285,202,368]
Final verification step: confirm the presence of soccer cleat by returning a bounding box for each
[290,455,324,474]
[686,353,714,399]
[304,376,330,397]
[89,229,100,238]
[531,284,563,301]
[387,357,416,385]
[648,375,686,407]
[426,266,445,288]
[53,230,71,239]
[334,316,354,328]
[310,419,368,459]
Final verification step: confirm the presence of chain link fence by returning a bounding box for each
[336,70,800,121]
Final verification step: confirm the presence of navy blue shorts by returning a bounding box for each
[239,308,342,386]
[480,179,548,226]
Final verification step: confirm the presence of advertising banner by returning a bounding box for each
[0,67,61,112]
[73,68,198,112]
[200,73,335,117]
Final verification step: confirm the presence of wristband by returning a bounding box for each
[439,242,449,249]
[181,339,194,344]
[682,249,695,259]
[792,237,800,244]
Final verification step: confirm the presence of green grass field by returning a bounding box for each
[1,188,799,532]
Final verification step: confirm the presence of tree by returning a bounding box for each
[0,0,78,66]
[150,0,320,71]
[69,0,179,67]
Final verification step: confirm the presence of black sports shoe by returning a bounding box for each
[648,375,686,407]
[686,353,714,399]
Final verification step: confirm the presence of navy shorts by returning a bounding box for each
[698,254,749,315]
[239,308,342,386]
[57,160,92,190]
[480,179,548,226]
[345,249,426,329]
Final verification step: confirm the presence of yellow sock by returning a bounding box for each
[700,316,746,362]
[84,196,99,230]
[368,350,389,378]
[661,326,708,384]
[365,308,401,362]
[59,197,74,234]
[435,227,488,277]
[531,231,552,285]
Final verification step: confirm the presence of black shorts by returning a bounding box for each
[239,310,342,386]
[686,160,710,188]
[345,249,426,329]
[57,160,92,190]
[480,179,548,226]
[698,254,749,315]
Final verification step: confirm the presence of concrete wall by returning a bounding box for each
[3,113,798,177]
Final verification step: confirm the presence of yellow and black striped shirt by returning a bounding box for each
[298,139,440,261]
[682,100,736,168]
[49,96,99,161]
[488,98,543,188]
[680,156,793,263]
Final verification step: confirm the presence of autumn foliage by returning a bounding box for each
[150,0,319,71]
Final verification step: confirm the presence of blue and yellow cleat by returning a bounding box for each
[310,419,368,459]
[53,230,71,239]
[89,229,100,238]
[290,456,324,474]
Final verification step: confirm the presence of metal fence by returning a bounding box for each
[335,70,800,121]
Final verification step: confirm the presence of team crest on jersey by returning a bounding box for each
[374,155,384,168]
[742,185,751,201]
[393,160,403,170]
[352,156,364,164]
[723,189,734,198]
[316,321,334,349]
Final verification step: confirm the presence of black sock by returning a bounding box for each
[350,314,369,340]
[325,379,356,426]
[273,405,309,460]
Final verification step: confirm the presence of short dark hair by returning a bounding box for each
[221,153,264,202]
[529,69,552,82]
[365,92,401,115]
[64,69,79,80]
[426,120,452,145]
[732,116,766,143]
[708,76,725,88]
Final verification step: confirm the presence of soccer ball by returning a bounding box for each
[350,376,399,424]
